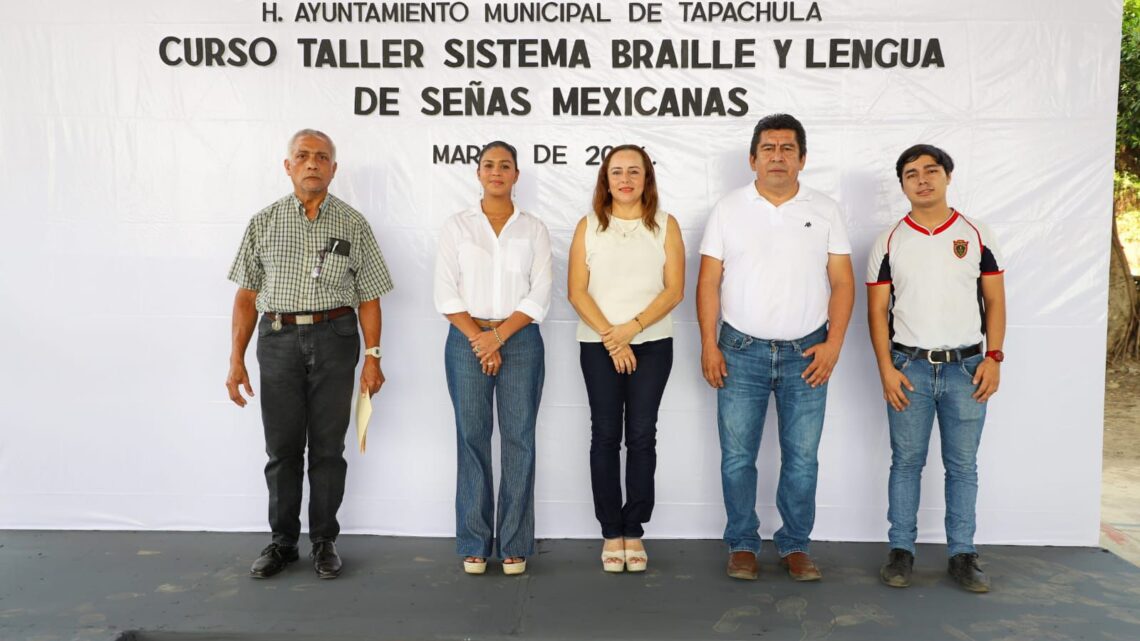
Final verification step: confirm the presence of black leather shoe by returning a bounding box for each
[880,548,914,588]
[250,543,299,578]
[948,553,991,592]
[312,541,342,579]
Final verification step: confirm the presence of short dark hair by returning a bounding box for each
[478,140,518,165]
[895,144,954,183]
[749,113,806,159]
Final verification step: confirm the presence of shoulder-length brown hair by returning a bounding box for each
[591,145,660,233]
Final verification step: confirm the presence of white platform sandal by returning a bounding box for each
[601,548,627,573]
[463,557,487,574]
[503,557,527,575]
[624,543,647,573]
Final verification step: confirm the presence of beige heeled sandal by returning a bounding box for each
[502,557,527,575]
[463,557,487,574]
[624,542,647,572]
[601,548,626,573]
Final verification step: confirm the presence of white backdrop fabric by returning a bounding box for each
[0,1,1121,546]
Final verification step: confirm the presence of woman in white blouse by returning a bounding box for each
[567,145,685,572]
[433,141,553,576]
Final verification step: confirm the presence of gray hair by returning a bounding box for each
[286,128,336,161]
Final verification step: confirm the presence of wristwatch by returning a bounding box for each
[984,350,1004,363]
[364,346,383,359]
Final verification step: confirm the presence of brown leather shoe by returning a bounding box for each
[780,552,822,581]
[726,551,759,580]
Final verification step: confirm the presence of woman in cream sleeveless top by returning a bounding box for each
[568,145,686,573]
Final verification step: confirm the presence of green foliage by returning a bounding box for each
[1120,0,1140,170]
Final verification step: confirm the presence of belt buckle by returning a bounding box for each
[295,314,315,325]
[927,350,949,364]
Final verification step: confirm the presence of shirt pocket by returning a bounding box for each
[320,253,354,292]
[505,238,533,275]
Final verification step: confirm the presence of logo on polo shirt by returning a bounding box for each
[804,221,812,228]
[953,239,968,259]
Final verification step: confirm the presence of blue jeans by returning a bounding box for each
[717,322,829,557]
[445,323,544,560]
[886,349,987,557]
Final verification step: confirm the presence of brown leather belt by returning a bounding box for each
[472,317,505,328]
[270,306,353,325]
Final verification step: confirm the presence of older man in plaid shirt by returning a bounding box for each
[225,129,394,580]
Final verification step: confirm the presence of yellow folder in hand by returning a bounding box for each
[355,391,373,454]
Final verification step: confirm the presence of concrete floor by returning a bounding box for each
[2,532,1140,641]
[1100,361,1140,569]
[1101,460,1140,568]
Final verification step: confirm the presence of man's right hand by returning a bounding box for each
[226,360,255,407]
[702,345,728,389]
[880,366,913,412]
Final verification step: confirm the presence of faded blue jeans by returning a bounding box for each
[717,322,829,557]
[886,348,987,557]
[445,323,544,560]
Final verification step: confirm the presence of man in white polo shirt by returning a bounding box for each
[697,114,855,581]
[866,144,1006,593]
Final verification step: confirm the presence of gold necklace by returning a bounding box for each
[611,216,641,239]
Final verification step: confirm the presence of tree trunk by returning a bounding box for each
[1108,215,1139,360]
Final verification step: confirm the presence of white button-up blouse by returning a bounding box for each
[433,205,553,322]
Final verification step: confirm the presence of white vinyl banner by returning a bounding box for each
[0,0,1121,546]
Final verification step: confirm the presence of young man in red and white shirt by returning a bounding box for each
[866,144,1007,593]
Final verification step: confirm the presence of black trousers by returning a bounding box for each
[256,311,359,546]
[579,338,673,539]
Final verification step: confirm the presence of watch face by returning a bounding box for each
[988,351,1004,362]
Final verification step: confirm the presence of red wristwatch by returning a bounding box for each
[985,350,1005,363]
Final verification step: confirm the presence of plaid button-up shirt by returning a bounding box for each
[228,193,394,312]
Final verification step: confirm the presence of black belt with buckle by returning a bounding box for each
[892,342,982,364]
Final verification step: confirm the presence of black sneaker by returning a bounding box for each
[312,541,343,579]
[880,548,914,588]
[948,553,991,593]
[250,543,299,578]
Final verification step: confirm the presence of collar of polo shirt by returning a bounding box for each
[749,184,814,204]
